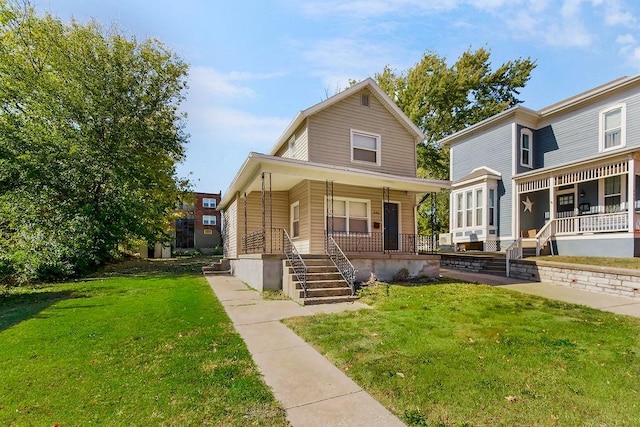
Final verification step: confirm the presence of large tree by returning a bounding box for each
[0,1,189,283]
[376,48,536,234]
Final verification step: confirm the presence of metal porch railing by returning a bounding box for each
[283,229,308,298]
[326,235,356,295]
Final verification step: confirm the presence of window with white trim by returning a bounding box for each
[488,189,495,226]
[604,176,622,213]
[350,130,381,165]
[465,191,473,227]
[290,202,300,238]
[203,215,216,226]
[326,197,370,234]
[475,189,483,226]
[520,128,533,168]
[288,136,296,157]
[203,198,216,208]
[456,193,463,228]
[599,104,626,151]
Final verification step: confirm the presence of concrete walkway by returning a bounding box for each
[206,275,405,427]
[441,268,640,318]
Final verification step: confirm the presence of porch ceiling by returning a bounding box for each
[219,152,450,209]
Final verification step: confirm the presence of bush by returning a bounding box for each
[392,267,410,282]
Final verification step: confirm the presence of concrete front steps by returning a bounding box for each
[202,258,231,275]
[284,255,358,305]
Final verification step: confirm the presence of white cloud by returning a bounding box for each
[616,33,640,69]
[187,66,285,102]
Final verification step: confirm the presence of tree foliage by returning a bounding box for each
[376,48,536,233]
[0,1,190,283]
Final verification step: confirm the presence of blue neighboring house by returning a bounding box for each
[441,74,640,258]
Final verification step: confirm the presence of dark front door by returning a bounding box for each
[384,202,399,251]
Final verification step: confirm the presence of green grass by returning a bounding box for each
[0,266,288,425]
[536,255,640,270]
[284,282,640,427]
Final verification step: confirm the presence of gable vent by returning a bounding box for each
[361,93,369,107]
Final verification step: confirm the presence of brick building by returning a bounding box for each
[174,191,222,253]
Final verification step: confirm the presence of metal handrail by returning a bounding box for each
[326,235,357,295]
[505,238,522,278]
[535,220,555,256]
[283,229,308,298]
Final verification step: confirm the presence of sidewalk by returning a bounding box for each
[206,275,405,427]
[440,268,640,318]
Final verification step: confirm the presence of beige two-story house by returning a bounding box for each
[218,78,450,303]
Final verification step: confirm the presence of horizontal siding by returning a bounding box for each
[450,120,514,240]
[225,199,237,258]
[537,87,640,168]
[236,190,289,253]
[276,122,309,160]
[308,181,416,254]
[289,180,309,241]
[307,88,417,177]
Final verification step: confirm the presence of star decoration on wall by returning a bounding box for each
[522,196,533,213]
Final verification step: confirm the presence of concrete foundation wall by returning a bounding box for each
[230,255,283,292]
[510,259,640,299]
[553,235,636,258]
[350,255,440,282]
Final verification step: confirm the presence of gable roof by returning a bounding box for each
[440,73,640,147]
[268,78,425,155]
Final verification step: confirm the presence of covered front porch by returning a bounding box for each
[515,154,640,257]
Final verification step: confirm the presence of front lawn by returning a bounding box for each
[0,270,288,425]
[284,282,640,426]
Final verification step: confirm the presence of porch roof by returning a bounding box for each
[514,147,638,193]
[218,152,450,209]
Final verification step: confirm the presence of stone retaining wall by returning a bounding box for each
[510,259,640,299]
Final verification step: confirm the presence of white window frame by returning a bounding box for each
[451,183,497,230]
[488,189,495,227]
[520,128,533,168]
[599,103,626,152]
[202,198,216,208]
[290,201,300,238]
[599,175,626,213]
[350,129,381,166]
[324,196,371,235]
[288,136,296,158]
[202,215,216,226]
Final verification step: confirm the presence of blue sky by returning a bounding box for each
[40,0,640,193]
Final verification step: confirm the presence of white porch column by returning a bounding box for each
[628,157,636,233]
[549,176,556,222]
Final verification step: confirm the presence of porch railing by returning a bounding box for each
[283,229,308,298]
[326,235,356,295]
[241,228,284,254]
[505,238,522,278]
[329,232,419,254]
[535,220,555,256]
[555,212,628,235]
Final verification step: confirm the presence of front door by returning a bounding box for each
[384,202,399,251]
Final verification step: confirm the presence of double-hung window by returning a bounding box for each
[327,197,370,234]
[203,198,217,208]
[604,176,622,213]
[351,130,381,165]
[520,128,533,168]
[600,104,626,151]
[290,202,300,238]
[203,215,216,226]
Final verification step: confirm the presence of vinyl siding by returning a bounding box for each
[537,87,640,168]
[307,88,417,177]
[450,120,514,240]
[288,180,309,241]
[276,122,309,160]
[236,191,289,253]
[225,199,238,258]
[308,180,416,253]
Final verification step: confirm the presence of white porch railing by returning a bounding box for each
[555,212,628,235]
[505,238,522,278]
[535,220,555,256]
